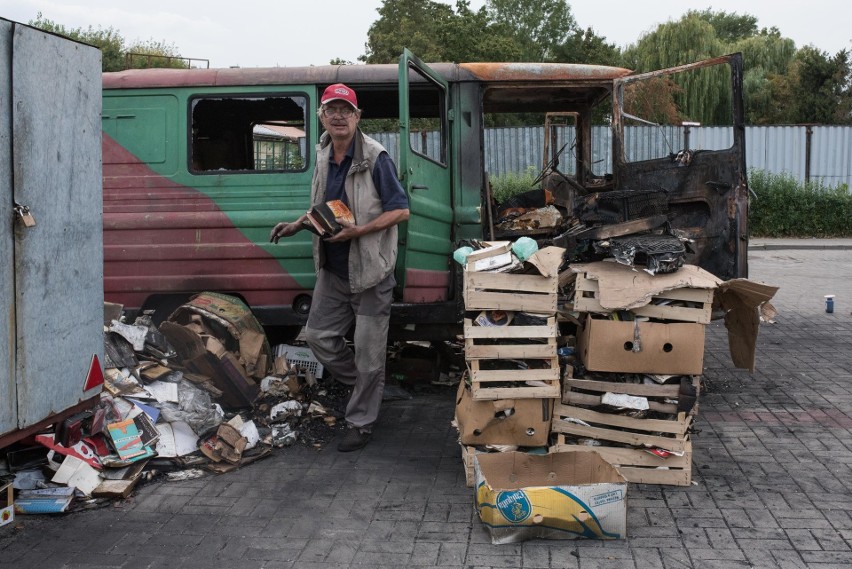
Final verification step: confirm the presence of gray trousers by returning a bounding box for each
[304,269,394,431]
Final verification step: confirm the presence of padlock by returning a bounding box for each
[14,203,36,228]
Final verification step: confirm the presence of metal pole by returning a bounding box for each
[805,125,813,184]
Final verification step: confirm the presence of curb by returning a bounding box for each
[749,243,852,251]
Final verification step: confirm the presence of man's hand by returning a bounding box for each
[326,218,360,242]
[269,216,305,244]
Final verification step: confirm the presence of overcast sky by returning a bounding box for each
[2,0,849,69]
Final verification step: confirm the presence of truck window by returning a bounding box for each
[621,64,734,162]
[190,94,308,173]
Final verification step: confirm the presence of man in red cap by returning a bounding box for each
[270,83,409,452]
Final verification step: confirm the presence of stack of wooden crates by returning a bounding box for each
[456,245,565,486]
[455,247,719,488]
[551,261,717,486]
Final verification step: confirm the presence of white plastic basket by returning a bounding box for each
[272,344,324,378]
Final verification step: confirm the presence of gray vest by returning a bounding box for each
[311,129,399,293]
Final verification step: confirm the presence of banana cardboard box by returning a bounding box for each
[474,451,627,544]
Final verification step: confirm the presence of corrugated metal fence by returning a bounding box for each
[367,125,852,190]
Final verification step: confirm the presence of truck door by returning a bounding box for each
[612,54,748,280]
[396,49,453,302]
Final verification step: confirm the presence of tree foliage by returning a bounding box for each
[28,12,186,72]
[554,27,621,67]
[362,0,614,66]
[485,0,577,62]
[689,9,757,43]
[621,15,730,125]
[734,31,798,124]
[791,46,852,124]
[360,0,454,63]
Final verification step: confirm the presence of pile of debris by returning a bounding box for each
[4,292,355,515]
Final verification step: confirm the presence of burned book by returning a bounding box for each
[301,200,354,237]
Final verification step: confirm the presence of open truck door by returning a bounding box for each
[396,49,454,303]
[612,53,748,280]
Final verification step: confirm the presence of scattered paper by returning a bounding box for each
[144,381,180,404]
[155,421,199,458]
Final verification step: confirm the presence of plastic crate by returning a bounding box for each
[272,344,324,378]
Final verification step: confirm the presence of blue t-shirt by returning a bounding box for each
[323,138,409,280]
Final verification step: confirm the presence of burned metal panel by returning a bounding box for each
[12,24,103,428]
[612,54,748,280]
[0,19,16,436]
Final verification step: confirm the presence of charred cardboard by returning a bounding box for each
[474,451,627,544]
[159,321,259,408]
[570,262,720,310]
[715,278,780,372]
[579,318,705,375]
[168,292,270,379]
[570,262,778,372]
[455,381,553,446]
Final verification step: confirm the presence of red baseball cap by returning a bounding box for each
[321,83,358,109]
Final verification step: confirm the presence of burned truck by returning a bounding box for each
[101,51,747,340]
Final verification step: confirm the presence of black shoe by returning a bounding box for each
[337,427,370,452]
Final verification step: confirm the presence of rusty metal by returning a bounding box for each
[104,61,632,90]
[459,62,632,81]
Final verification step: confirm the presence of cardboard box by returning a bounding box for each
[474,451,627,543]
[570,261,780,372]
[455,381,553,446]
[465,241,514,272]
[549,440,694,486]
[461,444,477,487]
[579,318,705,375]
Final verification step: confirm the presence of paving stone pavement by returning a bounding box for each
[1,242,851,569]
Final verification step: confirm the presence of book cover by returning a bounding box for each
[301,200,354,237]
[107,418,149,460]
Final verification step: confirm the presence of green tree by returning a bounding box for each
[124,38,189,69]
[622,14,730,124]
[689,8,758,43]
[485,0,577,62]
[360,0,454,63]
[28,12,186,71]
[791,46,852,124]
[30,12,124,71]
[437,1,522,63]
[733,31,798,123]
[553,26,621,66]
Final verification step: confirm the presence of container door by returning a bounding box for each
[0,20,15,435]
[11,23,103,429]
[612,54,748,280]
[397,49,453,302]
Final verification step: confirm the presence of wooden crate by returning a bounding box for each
[553,375,698,486]
[464,317,560,400]
[548,439,693,486]
[562,376,701,416]
[574,272,713,324]
[551,402,693,453]
[463,270,558,313]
